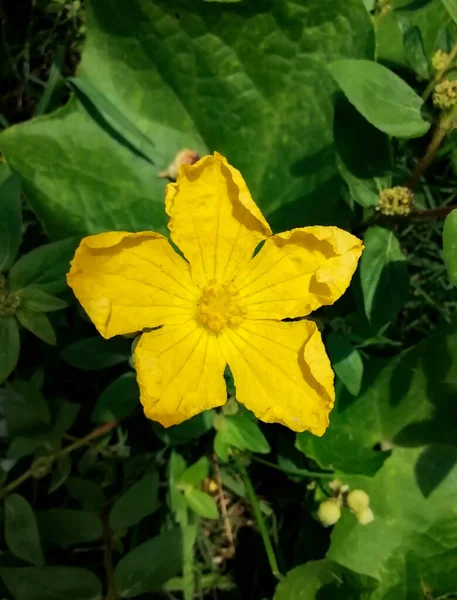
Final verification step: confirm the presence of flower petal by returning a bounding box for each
[67,231,199,338]
[135,322,227,427]
[235,226,363,320]
[165,152,271,287]
[220,319,334,435]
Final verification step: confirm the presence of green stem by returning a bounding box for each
[0,420,118,498]
[233,453,283,581]
[251,455,334,478]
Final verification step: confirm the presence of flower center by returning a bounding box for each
[198,279,246,332]
[0,276,20,317]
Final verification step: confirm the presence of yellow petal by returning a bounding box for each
[135,321,227,427]
[219,319,334,435]
[67,231,199,338]
[235,226,363,320]
[165,152,271,287]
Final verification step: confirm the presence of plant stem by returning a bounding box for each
[250,455,334,478]
[212,453,235,557]
[406,105,457,190]
[0,420,118,498]
[233,453,283,581]
[422,40,457,102]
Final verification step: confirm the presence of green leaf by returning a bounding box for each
[0,169,21,272]
[326,332,364,396]
[168,451,189,524]
[5,494,44,566]
[48,454,72,494]
[61,335,130,370]
[219,414,270,454]
[443,209,457,286]
[50,397,80,436]
[336,156,383,209]
[328,446,457,600]
[328,59,430,138]
[442,0,457,22]
[66,477,104,512]
[109,473,160,532]
[8,238,78,294]
[0,566,102,600]
[0,0,373,238]
[0,316,20,383]
[115,527,184,597]
[37,509,102,546]
[152,410,215,445]
[273,560,356,599]
[16,287,67,313]
[183,488,219,520]
[15,307,56,345]
[92,372,139,423]
[179,457,210,489]
[403,25,430,80]
[69,77,156,164]
[5,380,51,436]
[360,226,409,328]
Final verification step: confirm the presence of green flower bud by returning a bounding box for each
[433,80,457,110]
[317,498,341,527]
[432,49,449,72]
[355,506,375,525]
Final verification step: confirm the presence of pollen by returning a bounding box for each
[198,279,246,332]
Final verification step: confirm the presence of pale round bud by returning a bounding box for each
[355,506,375,525]
[317,499,341,527]
[346,489,370,513]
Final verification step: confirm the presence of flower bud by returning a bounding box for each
[317,498,341,527]
[376,187,414,217]
[433,80,457,110]
[346,489,370,513]
[158,149,200,181]
[355,506,375,525]
[432,49,449,72]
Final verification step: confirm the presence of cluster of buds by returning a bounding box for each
[433,79,457,110]
[317,479,374,527]
[0,274,20,317]
[376,186,414,217]
[432,50,449,72]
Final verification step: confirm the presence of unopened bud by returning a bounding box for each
[355,506,375,525]
[158,149,200,181]
[432,50,449,72]
[31,456,53,479]
[433,79,457,110]
[346,489,370,513]
[376,186,414,217]
[317,498,341,527]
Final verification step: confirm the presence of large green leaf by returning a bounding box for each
[273,560,358,599]
[0,566,102,600]
[0,0,373,238]
[109,473,160,531]
[0,316,20,384]
[443,209,457,286]
[328,446,457,600]
[0,167,21,273]
[37,510,102,547]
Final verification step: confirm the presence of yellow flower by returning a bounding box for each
[67,153,363,435]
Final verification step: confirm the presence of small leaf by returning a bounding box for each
[183,488,219,520]
[0,316,20,384]
[15,308,56,345]
[37,509,102,546]
[0,169,21,272]
[115,527,184,597]
[273,560,351,599]
[109,473,160,532]
[1,566,102,600]
[360,226,409,327]
[17,287,67,312]
[403,26,430,80]
[8,238,78,294]
[48,454,72,494]
[219,414,270,454]
[443,209,457,286]
[326,332,364,396]
[92,372,138,423]
[66,477,104,512]
[5,494,44,566]
[5,380,51,436]
[51,397,80,435]
[61,335,130,370]
[179,457,210,489]
[328,59,430,138]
